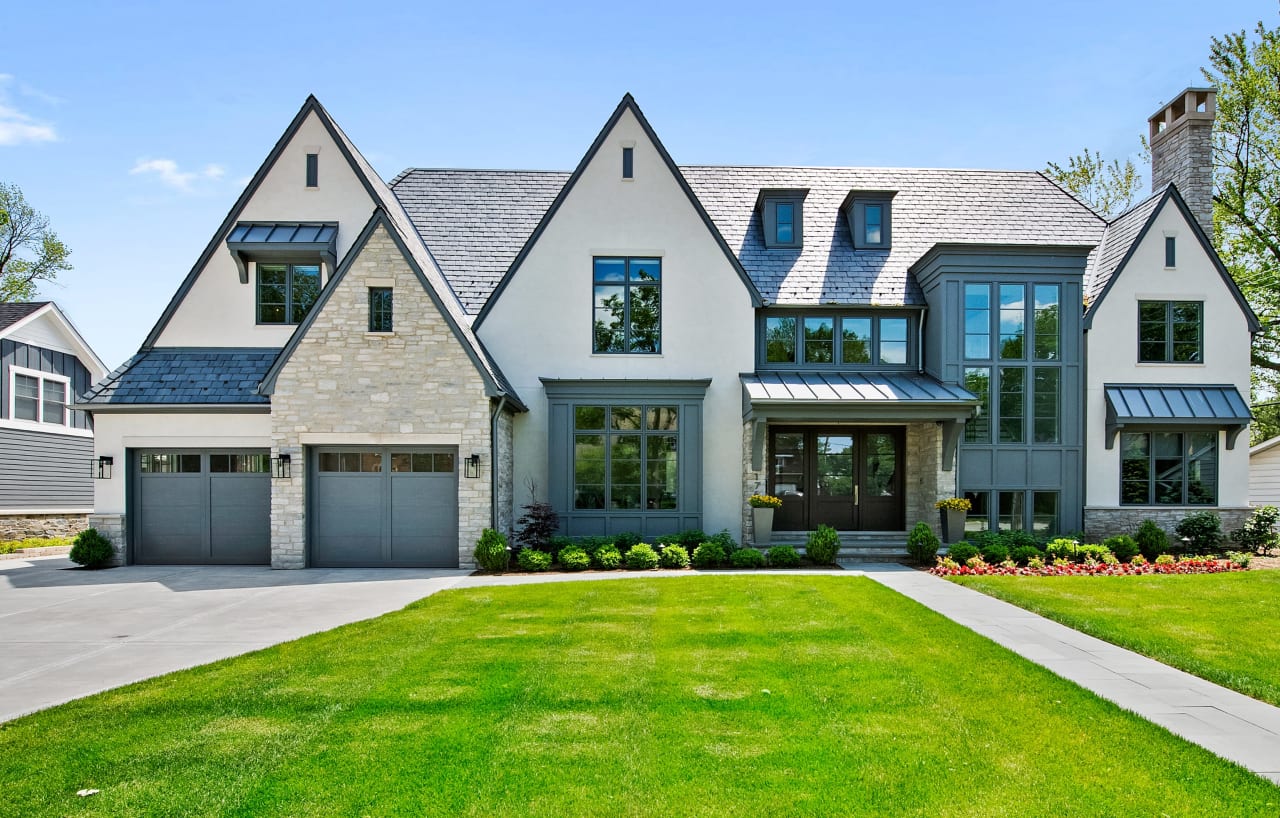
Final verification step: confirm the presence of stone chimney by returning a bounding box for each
[1148,87,1215,234]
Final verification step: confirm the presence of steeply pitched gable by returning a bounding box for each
[471,94,762,328]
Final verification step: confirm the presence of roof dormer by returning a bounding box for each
[842,190,896,250]
[756,189,808,249]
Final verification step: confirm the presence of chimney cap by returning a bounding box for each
[1149,87,1216,142]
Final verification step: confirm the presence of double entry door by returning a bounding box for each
[769,427,904,531]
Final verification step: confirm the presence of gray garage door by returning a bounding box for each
[134,450,271,565]
[310,447,458,568]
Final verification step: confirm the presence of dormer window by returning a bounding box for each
[759,189,807,249]
[844,191,895,250]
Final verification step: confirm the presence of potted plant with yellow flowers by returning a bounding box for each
[935,497,971,543]
[749,494,783,546]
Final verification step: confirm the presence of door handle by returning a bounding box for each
[854,485,859,506]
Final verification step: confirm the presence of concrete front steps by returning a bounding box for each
[762,530,910,563]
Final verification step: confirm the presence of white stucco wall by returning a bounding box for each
[91,412,272,513]
[154,111,378,348]
[478,107,756,537]
[1085,198,1252,508]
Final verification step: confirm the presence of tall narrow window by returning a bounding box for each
[1165,236,1176,267]
[998,367,1025,443]
[1032,492,1058,533]
[622,147,634,179]
[864,204,883,245]
[878,317,908,365]
[592,257,662,354]
[803,317,834,363]
[369,287,393,332]
[841,317,872,363]
[765,316,796,363]
[1032,367,1059,443]
[963,490,990,533]
[964,367,991,443]
[998,284,1025,359]
[998,491,1025,531]
[305,153,318,187]
[776,202,795,244]
[1033,284,1059,360]
[964,284,991,359]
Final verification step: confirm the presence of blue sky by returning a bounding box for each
[3,0,1275,368]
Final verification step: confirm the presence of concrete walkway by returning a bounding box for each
[863,563,1280,784]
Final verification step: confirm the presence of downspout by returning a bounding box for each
[917,308,925,375]
[490,396,508,531]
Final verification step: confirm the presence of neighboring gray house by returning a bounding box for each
[80,87,1257,567]
[1250,436,1280,508]
[1,302,108,540]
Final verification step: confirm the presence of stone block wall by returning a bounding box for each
[1083,506,1253,542]
[495,410,515,537]
[86,513,126,567]
[269,224,497,569]
[0,513,90,542]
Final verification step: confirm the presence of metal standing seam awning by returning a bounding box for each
[226,222,338,283]
[741,371,980,471]
[1103,384,1253,450]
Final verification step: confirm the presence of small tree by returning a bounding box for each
[906,522,940,565]
[1134,519,1170,561]
[515,481,559,552]
[69,528,114,569]
[1231,505,1280,554]
[1175,511,1223,554]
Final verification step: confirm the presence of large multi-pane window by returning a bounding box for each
[762,312,912,367]
[1138,301,1202,363]
[573,405,678,511]
[1120,431,1217,505]
[593,257,662,354]
[257,263,321,324]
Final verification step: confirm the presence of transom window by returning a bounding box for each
[258,263,321,324]
[369,287,393,332]
[10,367,68,427]
[1139,301,1202,363]
[592,257,661,354]
[573,404,679,511]
[762,312,912,368]
[209,453,270,473]
[139,453,201,473]
[1121,431,1217,505]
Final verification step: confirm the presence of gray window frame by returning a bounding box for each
[757,310,917,370]
[1138,300,1203,363]
[571,404,681,513]
[592,256,662,355]
[761,196,804,249]
[852,198,892,249]
[368,287,393,332]
[305,153,318,188]
[1165,235,1176,268]
[1119,429,1218,506]
[256,262,321,325]
[622,147,634,179]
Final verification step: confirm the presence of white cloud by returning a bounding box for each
[0,76,57,146]
[130,158,226,192]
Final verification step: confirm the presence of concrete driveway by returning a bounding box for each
[0,556,472,722]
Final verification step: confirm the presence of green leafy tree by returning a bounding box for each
[1044,145,1147,219]
[0,183,71,301]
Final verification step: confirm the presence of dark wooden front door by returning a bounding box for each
[768,427,904,531]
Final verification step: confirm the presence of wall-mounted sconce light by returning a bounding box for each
[95,455,113,480]
[465,453,481,479]
[273,453,292,479]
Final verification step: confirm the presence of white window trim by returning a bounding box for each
[2,365,89,437]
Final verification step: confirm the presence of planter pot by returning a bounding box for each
[751,507,775,547]
[940,508,966,544]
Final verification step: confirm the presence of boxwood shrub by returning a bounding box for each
[1103,535,1139,563]
[730,547,765,568]
[593,545,622,570]
[473,528,511,572]
[69,528,114,569]
[516,547,552,572]
[906,522,939,565]
[691,542,726,568]
[805,524,840,565]
[946,541,979,564]
[658,544,690,569]
[625,543,659,570]
[558,546,591,572]
[766,545,801,568]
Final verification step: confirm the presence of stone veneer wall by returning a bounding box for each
[87,513,126,567]
[269,224,496,569]
[0,513,90,541]
[740,420,955,542]
[495,409,514,537]
[1084,506,1253,542]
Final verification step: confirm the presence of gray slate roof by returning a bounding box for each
[391,166,1106,312]
[1085,186,1167,305]
[741,371,977,404]
[0,302,48,332]
[80,349,277,405]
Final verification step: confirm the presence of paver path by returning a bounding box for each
[863,563,1280,785]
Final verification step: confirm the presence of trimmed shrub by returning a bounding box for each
[906,522,940,565]
[516,547,552,572]
[1076,544,1113,563]
[1176,511,1222,553]
[1135,520,1169,561]
[515,501,559,552]
[1103,535,1140,563]
[766,545,801,568]
[625,543,659,570]
[1009,544,1043,566]
[691,542,726,568]
[69,528,114,569]
[613,531,643,551]
[1227,550,1253,569]
[558,546,590,572]
[549,535,576,558]
[979,542,1009,565]
[658,544,690,569]
[593,545,622,570]
[708,529,738,556]
[805,524,840,565]
[946,541,979,563]
[1232,505,1280,555]
[1155,553,1176,566]
[473,528,511,572]
[1044,538,1080,562]
[730,547,766,568]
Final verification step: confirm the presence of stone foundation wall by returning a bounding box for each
[0,513,90,542]
[1084,506,1254,542]
[87,513,126,567]
[495,410,515,538]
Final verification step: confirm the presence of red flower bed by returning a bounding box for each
[931,558,1244,577]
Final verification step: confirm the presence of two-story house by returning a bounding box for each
[79,87,1256,567]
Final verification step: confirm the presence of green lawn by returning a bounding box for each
[1,576,1276,816]
[951,571,1280,707]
